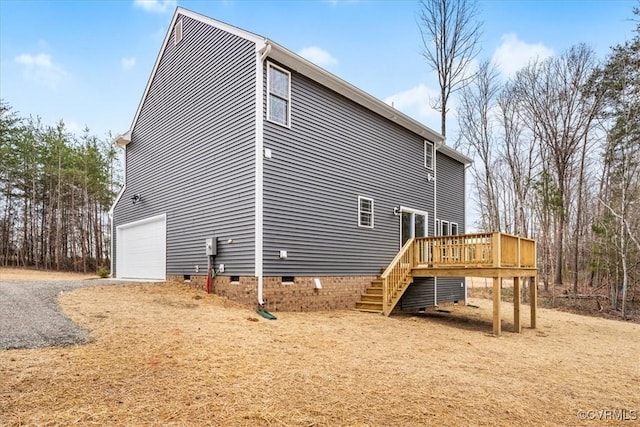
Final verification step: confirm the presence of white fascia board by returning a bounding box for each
[266,41,448,146]
[437,144,473,165]
[177,7,264,44]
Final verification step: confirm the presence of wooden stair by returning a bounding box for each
[355,279,384,313]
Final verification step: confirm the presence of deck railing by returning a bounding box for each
[414,232,537,268]
[380,233,536,315]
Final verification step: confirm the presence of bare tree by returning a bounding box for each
[512,45,603,288]
[497,83,538,237]
[417,0,481,137]
[457,60,501,230]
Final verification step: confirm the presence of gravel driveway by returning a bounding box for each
[0,279,122,350]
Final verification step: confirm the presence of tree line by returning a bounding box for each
[449,5,639,317]
[0,102,122,273]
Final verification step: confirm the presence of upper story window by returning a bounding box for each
[358,196,374,228]
[267,62,291,127]
[424,141,434,170]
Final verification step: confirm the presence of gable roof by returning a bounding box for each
[116,7,471,165]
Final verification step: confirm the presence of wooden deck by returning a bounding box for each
[357,232,537,336]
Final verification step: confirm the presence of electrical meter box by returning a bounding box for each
[205,237,217,256]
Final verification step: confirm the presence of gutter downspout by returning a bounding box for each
[255,41,271,306]
[463,161,472,305]
[433,139,445,307]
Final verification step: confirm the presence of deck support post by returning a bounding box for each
[530,276,537,329]
[513,276,521,333]
[493,276,501,336]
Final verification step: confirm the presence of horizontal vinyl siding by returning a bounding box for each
[436,151,467,303]
[113,15,256,277]
[263,66,435,276]
[400,277,436,310]
[436,278,465,304]
[436,152,465,232]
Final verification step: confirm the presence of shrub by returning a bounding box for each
[97,266,110,278]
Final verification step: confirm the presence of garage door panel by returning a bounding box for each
[116,214,166,280]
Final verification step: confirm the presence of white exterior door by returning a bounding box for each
[399,206,428,248]
[116,214,166,280]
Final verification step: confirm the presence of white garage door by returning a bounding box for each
[116,214,166,280]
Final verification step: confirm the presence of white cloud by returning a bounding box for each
[298,46,338,68]
[384,83,441,122]
[14,53,66,88]
[491,33,554,78]
[121,57,136,70]
[133,0,176,14]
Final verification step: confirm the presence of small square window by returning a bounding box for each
[358,196,374,228]
[267,62,291,127]
[424,141,434,170]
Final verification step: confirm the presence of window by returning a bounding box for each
[441,220,450,236]
[267,62,291,127]
[451,223,459,236]
[174,18,183,45]
[436,219,457,236]
[400,209,428,246]
[358,196,374,228]
[424,141,434,170]
[450,223,460,260]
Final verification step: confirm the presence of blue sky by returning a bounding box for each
[0,0,637,140]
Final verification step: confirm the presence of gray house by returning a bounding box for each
[110,7,471,312]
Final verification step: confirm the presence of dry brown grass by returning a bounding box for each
[1,282,639,426]
[0,267,97,281]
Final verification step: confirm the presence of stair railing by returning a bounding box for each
[380,238,415,315]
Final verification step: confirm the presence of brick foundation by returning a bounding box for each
[168,275,375,311]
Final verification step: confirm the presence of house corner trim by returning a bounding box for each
[255,41,269,306]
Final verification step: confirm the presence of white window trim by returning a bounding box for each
[424,140,434,170]
[451,222,459,235]
[174,18,183,45]
[398,206,429,248]
[450,222,460,260]
[441,220,450,236]
[358,196,374,229]
[266,61,291,128]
